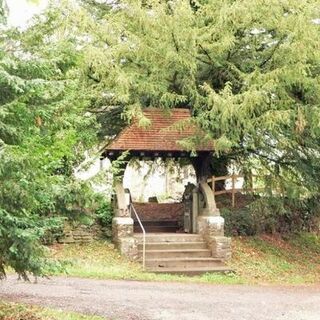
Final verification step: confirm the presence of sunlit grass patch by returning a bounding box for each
[0,301,104,320]
[230,233,320,284]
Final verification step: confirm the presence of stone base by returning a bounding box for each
[112,217,134,239]
[197,215,231,261]
[197,216,224,236]
[211,236,232,260]
[115,237,138,260]
[112,217,138,260]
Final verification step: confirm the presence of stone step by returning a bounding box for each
[134,226,178,233]
[134,221,180,233]
[138,241,208,250]
[134,233,204,243]
[134,220,179,227]
[138,249,212,259]
[143,257,223,268]
[147,266,232,275]
[134,233,231,275]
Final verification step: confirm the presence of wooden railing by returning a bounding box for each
[207,174,265,208]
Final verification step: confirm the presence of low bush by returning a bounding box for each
[221,196,320,236]
[221,207,256,236]
[95,200,113,229]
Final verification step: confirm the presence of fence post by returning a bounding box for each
[211,176,216,203]
[249,173,254,194]
[231,174,235,208]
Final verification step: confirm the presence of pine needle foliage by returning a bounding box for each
[68,0,320,195]
[0,2,98,279]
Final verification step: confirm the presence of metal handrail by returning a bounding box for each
[130,203,146,270]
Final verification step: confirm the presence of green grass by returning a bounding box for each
[0,301,104,320]
[42,309,103,320]
[49,241,241,284]
[231,233,320,284]
[48,232,320,285]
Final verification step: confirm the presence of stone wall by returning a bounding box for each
[57,222,110,244]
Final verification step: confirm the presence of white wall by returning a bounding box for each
[74,155,196,202]
[124,160,196,203]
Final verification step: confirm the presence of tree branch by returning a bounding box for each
[246,148,293,166]
[172,32,179,52]
[198,43,214,64]
[259,36,286,68]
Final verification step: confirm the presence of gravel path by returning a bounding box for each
[0,275,320,320]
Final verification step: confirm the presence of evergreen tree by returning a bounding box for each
[0,1,97,279]
[70,0,320,194]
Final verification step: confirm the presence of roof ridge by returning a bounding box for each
[104,108,212,152]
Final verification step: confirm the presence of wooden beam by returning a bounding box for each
[231,174,236,208]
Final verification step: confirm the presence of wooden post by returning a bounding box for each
[212,175,216,204]
[249,173,253,194]
[231,174,235,208]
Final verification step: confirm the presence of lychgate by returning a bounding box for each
[101,108,231,274]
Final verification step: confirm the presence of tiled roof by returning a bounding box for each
[105,108,212,152]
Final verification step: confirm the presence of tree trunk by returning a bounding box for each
[211,155,229,191]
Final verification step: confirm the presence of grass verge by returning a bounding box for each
[231,233,320,284]
[48,232,320,285]
[0,301,104,320]
[49,241,240,284]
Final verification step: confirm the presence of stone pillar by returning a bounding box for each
[191,166,232,260]
[112,181,138,260]
[197,215,231,261]
[114,181,130,218]
[198,181,219,216]
[112,217,137,259]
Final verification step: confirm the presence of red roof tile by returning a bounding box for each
[105,108,212,152]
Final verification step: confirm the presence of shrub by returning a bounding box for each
[221,196,320,236]
[41,217,65,245]
[95,200,113,229]
[221,207,256,236]
[248,197,287,234]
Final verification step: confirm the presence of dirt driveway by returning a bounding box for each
[0,275,320,320]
